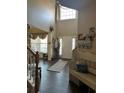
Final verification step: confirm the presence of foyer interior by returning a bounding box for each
[27,0,96,93]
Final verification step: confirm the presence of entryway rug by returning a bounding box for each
[47,60,68,72]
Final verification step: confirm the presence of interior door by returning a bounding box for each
[62,36,72,59]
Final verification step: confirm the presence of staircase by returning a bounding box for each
[27,46,41,93]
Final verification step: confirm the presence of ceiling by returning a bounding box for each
[58,0,95,10]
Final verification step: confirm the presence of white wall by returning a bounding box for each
[57,19,78,59]
[57,19,78,37]
[27,0,55,31]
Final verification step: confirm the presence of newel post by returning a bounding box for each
[35,51,39,93]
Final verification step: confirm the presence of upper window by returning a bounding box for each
[60,5,77,20]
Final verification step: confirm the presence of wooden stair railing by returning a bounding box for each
[27,46,40,93]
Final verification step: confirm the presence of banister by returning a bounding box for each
[27,46,40,93]
[35,51,39,93]
[27,46,36,55]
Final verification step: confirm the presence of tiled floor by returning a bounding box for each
[38,59,82,93]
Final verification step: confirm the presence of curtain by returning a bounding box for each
[31,36,48,53]
[31,33,47,40]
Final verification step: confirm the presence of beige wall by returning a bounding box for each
[57,19,78,37]
[27,0,56,60]
[78,0,96,34]
[77,0,96,54]
[27,0,55,32]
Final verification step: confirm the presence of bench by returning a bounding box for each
[69,50,96,92]
[69,69,96,91]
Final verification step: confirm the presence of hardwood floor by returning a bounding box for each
[38,59,82,93]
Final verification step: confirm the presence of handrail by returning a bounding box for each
[27,46,40,93]
[27,46,36,55]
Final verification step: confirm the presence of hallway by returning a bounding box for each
[38,60,82,93]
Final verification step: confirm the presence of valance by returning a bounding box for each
[30,33,47,39]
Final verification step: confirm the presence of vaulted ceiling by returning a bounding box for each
[58,0,95,10]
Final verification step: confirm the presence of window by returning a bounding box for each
[40,36,48,53]
[59,38,62,55]
[31,37,41,52]
[72,38,76,50]
[60,5,77,20]
[31,36,48,53]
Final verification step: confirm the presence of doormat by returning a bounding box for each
[47,60,68,72]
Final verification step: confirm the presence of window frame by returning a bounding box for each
[59,5,77,20]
